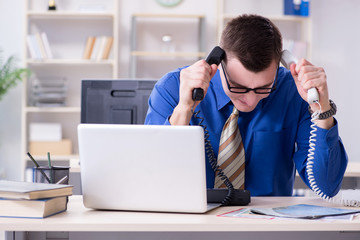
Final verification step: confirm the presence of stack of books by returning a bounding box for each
[26,32,53,60]
[0,180,73,218]
[82,36,114,60]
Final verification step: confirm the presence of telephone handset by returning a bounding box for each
[192,46,225,101]
[280,50,320,104]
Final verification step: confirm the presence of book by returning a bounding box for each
[102,37,113,59]
[0,196,67,218]
[0,180,73,200]
[26,34,42,60]
[26,35,37,59]
[96,36,108,60]
[41,32,53,59]
[35,32,48,59]
[90,37,101,59]
[82,36,96,59]
[250,204,360,219]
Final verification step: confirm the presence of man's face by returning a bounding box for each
[219,57,278,112]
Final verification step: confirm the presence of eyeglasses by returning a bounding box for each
[221,62,279,94]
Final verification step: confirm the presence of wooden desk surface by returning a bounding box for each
[0,196,359,232]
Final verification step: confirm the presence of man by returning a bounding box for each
[145,14,347,196]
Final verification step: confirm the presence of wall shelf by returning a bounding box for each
[25,107,81,113]
[26,59,115,66]
[27,11,115,18]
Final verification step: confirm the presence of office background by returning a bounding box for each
[0,0,359,182]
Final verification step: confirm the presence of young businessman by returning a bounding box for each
[145,14,347,196]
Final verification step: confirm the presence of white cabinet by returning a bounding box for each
[22,0,119,180]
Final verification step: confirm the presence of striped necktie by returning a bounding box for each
[214,106,245,189]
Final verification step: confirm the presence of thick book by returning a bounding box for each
[0,196,67,218]
[0,180,73,200]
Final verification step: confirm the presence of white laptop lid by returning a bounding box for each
[78,124,210,213]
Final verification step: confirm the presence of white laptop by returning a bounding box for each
[78,124,220,213]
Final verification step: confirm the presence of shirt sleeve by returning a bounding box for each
[145,70,181,126]
[294,104,348,197]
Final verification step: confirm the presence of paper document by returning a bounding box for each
[250,204,360,219]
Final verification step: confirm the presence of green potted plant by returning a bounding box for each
[0,52,30,100]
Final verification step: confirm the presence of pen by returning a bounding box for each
[27,152,51,184]
[47,152,52,168]
[47,152,53,183]
[56,175,68,184]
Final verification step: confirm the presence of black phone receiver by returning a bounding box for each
[192,46,225,101]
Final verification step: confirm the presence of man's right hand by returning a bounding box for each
[169,60,218,125]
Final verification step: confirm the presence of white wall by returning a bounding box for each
[0,0,359,181]
[0,0,25,181]
[311,0,360,164]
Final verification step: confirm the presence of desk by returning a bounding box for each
[1,196,360,240]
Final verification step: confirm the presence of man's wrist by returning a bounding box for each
[309,100,337,120]
[169,104,193,125]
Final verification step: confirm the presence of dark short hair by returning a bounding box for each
[219,14,282,72]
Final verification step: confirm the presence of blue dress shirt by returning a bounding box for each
[145,66,348,197]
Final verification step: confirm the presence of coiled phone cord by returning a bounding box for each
[306,102,324,197]
[306,104,358,207]
[193,110,234,206]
